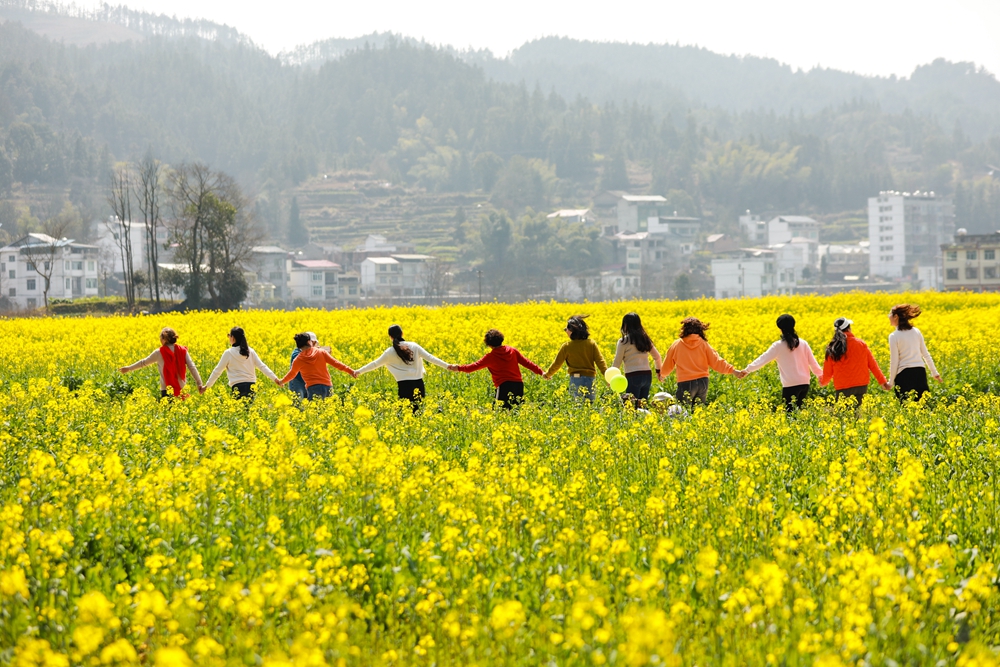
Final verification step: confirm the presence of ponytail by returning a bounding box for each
[388,324,413,364]
[826,329,848,362]
[230,326,250,358]
[776,314,799,351]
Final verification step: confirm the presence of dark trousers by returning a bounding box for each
[495,381,524,410]
[782,384,809,411]
[306,384,332,400]
[397,379,426,412]
[835,385,867,413]
[624,370,653,407]
[894,367,928,402]
[676,377,709,406]
[231,382,255,400]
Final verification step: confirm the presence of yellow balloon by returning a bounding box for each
[604,367,622,382]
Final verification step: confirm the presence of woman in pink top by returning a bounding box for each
[741,314,822,411]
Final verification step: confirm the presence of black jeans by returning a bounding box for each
[676,377,709,406]
[624,370,653,407]
[495,381,524,409]
[782,384,809,411]
[397,379,426,412]
[835,385,867,414]
[894,367,928,402]
[306,384,332,400]
[231,382,255,400]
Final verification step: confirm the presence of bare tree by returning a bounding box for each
[106,164,137,311]
[134,152,164,310]
[422,259,452,304]
[23,217,72,312]
[169,163,263,309]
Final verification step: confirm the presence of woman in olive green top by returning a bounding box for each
[544,315,609,401]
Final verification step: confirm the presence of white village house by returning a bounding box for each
[1,233,101,309]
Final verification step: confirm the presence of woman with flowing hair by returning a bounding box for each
[887,303,941,402]
[119,326,203,399]
[201,326,278,401]
[819,317,889,411]
[740,314,822,411]
[611,312,662,408]
[659,317,741,407]
[355,324,452,410]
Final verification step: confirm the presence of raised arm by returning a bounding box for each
[744,341,780,374]
[119,350,160,374]
[543,344,569,379]
[706,343,735,375]
[414,343,450,370]
[515,348,544,376]
[452,354,490,374]
[659,344,677,380]
[802,341,823,378]
[251,350,279,382]
[355,347,394,376]
[185,353,203,388]
[279,353,307,385]
[918,330,940,379]
[203,351,230,390]
[320,350,354,376]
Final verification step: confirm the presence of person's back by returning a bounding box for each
[664,335,733,382]
[557,339,605,376]
[822,333,881,390]
[288,347,307,397]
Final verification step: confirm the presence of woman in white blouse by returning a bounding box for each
[355,324,452,410]
[888,304,941,402]
[201,327,278,401]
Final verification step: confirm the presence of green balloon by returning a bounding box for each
[610,374,628,393]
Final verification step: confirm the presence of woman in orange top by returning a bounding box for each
[278,332,355,400]
[659,317,742,406]
[819,317,889,410]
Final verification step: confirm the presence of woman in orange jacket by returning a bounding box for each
[659,317,742,406]
[819,317,889,410]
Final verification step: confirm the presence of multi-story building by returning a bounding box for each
[818,243,870,280]
[738,211,767,244]
[767,215,820,245]
[710,249,778,299]
[95,217,171,275]
[547,209,592,224]
[250,246,291,300]
[941,232,1000,291]
[288,259,341,304]
[554,272,641,301]
[360,254,433,298]
[1,233,101,309]
[868,191,954,282]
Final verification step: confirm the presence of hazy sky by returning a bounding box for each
[98,0,1000,77]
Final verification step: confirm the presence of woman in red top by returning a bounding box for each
[119,327,203,399]
[819,317,889,411]
[449,329,544,409]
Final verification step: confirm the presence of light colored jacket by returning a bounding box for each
[745,338,822,387]
[204,346,278,389]
[357,342,450,381]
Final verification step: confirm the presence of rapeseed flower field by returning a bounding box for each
[1,292,999,666]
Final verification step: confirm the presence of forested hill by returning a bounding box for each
[0,4,999,241]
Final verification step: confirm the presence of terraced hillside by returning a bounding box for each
[292,172,492,255]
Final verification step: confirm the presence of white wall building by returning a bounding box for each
[767,215,820,245]
[360,254,433,297]
[769,238,819,287]
[547,209,592,224]
[711,250,778,299]
[251,246,291,299]
[739,212,767,244]
[288,259,340,303]
[1,234,101,309]
[95,217,170,274]
[868,191,954,280]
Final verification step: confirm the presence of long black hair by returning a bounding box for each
[826,318,850,362]
[776,314,799,351]
[230,326,249,358]
[388,324,413,364]
[620,312,653,353]
[566,315,590,340]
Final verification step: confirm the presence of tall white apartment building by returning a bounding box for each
[868,191,954,280]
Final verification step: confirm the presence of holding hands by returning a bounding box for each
[733,369,748,379]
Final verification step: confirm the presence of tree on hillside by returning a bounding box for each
[287,196,308,247]
[491,156,548,212]
[134,152,164,310]
[106,163,138,312]
[599,149,629,191]
[473,152,504,192]
[479,211,512,296]
[170,163,261,310]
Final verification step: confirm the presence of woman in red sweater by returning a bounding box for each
[819,317,889,411]
[449,329,544,409]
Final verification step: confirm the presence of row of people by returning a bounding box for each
[119,303,938,411]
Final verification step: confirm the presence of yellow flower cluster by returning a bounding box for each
[0,292,999,665]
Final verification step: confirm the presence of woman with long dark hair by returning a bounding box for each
[659,317,741,407]
[887,303,941,402]
[355,324,452,408]
[740,314,822,411]
[119,326,203,399]
[202,326,278,400]
[611,312,662,407]
[543,315,609,402]
[819,317,889,411]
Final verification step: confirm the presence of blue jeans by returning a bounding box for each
[306,384,332,400]
[568,375,595,401]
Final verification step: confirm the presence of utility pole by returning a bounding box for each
[477,269,482,304]
[740,264,745,298]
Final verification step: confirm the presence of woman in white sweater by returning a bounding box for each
[741,314,822,411]
[201,327,278,401]
[355,324,452,409]
[888,303,941,402]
